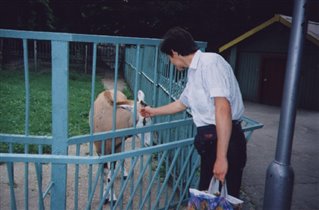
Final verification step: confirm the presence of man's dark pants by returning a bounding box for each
[194,121,247,197]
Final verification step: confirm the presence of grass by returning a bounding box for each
[0,67,106,153]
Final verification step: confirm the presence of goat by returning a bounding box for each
[89,89,155,204]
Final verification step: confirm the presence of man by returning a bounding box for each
[140,26,246,197]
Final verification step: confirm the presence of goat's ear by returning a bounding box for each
[119,104,134,112]
[137,90,145,102]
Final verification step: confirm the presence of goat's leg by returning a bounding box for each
[103,162,117,205]
[107,160,128,180]
[123,160,128,179]
[108,160,128,180]
[107,161,115,182]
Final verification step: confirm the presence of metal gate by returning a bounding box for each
[0,29,263,210]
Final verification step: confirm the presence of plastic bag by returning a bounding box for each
[187,177,243,210]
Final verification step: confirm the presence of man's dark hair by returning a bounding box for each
[160,26,199,56]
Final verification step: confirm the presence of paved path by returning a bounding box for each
[241,102,319,210]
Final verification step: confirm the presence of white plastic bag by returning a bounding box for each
[208,177,243,207]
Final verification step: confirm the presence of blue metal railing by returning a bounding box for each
[0,29,263,210]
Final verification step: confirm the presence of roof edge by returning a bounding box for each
[219,14,319,52]
[218,14,282,52]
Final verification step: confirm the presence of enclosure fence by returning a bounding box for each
[0,29,263,210]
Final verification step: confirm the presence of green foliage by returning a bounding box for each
[0,68,105,153]
[122,86,133,100]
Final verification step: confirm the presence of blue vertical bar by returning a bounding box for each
[112,44,119,153]
[51,40,69,210]
[23,39,30,210]
[112,44,120,132]
[35,163,45,210]
[152,47,159,125]
[37,146,43,210]
[74,144,80,210]
[89,43,97,136]
[23,39,30,136]
[88,43,97,205]
[109,43,120,206]
[133,45,141,128]
[168,63,174,122]
[7,163,17,210]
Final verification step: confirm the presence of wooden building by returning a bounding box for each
[219,14,319,111]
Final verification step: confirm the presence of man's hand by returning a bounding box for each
[140,106,154,118]
[140,100,186,118]
[213,157,228,183]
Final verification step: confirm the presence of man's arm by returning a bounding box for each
[140,99,186,117]
[213,97,232,182]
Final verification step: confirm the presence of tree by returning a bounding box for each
[2,0,317,51]
[0,0,54,31]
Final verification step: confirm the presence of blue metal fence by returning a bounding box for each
[0,29,263,210]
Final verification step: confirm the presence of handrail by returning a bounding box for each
[0,29,208,48]
[0,138,194,164]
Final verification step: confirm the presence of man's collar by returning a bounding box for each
[189,50,201,70]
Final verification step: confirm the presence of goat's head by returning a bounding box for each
[119,90,155,145]
[119,90,150,125]
[136,90,157,146]
[136,90,152,127]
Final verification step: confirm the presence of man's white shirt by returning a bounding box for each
[179,50,244,127]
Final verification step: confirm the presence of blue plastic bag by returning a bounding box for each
[188,178,242,210]
[187,192,233,210]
